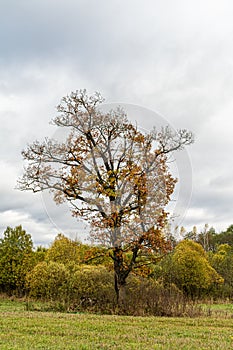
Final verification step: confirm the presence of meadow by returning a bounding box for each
[0,298,233,349]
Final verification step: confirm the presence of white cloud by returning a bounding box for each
[0,210,56,246]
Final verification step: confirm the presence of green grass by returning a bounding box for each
[201,302,233,318]
[0,298,233,349]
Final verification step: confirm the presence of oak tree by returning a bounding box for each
[18,89,193,303]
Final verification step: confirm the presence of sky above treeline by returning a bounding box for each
[1,0,233,245]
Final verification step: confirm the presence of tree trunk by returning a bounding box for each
[112,244,141,308]
[113,247,128,307]
[114,272,127,306]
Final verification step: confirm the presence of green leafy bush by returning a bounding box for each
[0,226,34,295]
[171,240,223,297]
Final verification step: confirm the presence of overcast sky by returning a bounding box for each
[1,0,233,245]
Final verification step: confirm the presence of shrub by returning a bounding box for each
[69,265,115,312]
[115,276,202,317]
[26,261,70,302]
[26,263,114,312]
[171,240,223,297]
[26,261,205,316]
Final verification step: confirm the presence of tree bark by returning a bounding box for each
[113,247,129,307]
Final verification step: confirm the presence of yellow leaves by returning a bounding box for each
[175,240,207,257]
[103,187,117,198]
[83,246,112,268]
[142,226,171,253]
[26,261,69,300]
[66,166,80,187]
[95,169,118,199]
[71,265,114,302]
[92,213,117,230]
[134,264,154,278]
[133,133,145,143]
[46,234,87,265]
[172,240,223,294]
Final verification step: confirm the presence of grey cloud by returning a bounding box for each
[1,0,233,243]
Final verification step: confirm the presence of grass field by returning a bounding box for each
[0,298,233,349]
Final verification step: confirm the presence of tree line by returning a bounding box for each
[0,224,233,315]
